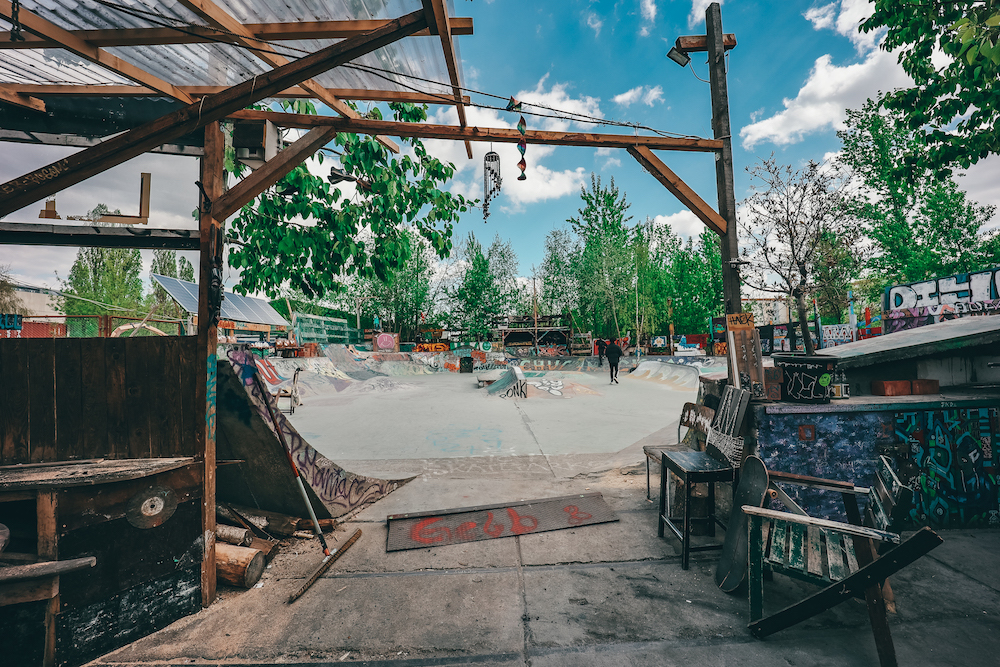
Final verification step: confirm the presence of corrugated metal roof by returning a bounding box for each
[2,1,456,95]
[152,273,290,326]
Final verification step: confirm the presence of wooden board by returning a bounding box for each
[54,338,84,461]
[0,457,194,491]
[28,338,56,463]
[727,313,765,398]
[1,339,30,464]
[79,338,108,460]
[104,337,129,459]
[125,338,152,458]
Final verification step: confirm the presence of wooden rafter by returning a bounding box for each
[0,10,429,217]
[0,18,474,49]
[228,109,725,152]
[0,0,194,104]
[627,146,727,236]
[177,0,398,153]
[212,126,342,221]
[675,34,737,53]
[0,83,44,112]
[8,84,467,105]
[0,222,198,249]
[423,0,472,158]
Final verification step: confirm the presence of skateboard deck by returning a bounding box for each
[716,455,769,592]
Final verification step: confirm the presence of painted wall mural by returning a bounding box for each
[884,266,1000,311]
[894,408,999,528]
[884,299,1000,333]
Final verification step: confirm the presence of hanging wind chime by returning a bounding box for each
[507,97,528,181]
[483,148,502,221]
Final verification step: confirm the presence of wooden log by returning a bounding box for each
[248,537,280,563]
[215,543,264,589]
[217,503,301,537]
[0,556,96,582]
[215,524,252,547]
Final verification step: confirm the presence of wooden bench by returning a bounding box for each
[742,456,943,667]
[643,401,714,500]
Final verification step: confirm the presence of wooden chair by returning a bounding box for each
[742,455,943,667]
[657,385,751,569]
[643,401,714,500]
[274,367,302,414]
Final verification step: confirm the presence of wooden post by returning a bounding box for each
[706,3,742,315]
[36,491,58,667]
[196,122,224,607]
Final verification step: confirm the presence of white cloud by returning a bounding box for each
[805,1,881,53]
[640,0,657,36]
[688,0,719,29]
[518,74,604,131]
[613,85,665,107]
[602,157,622,170]
[586,12,603,37]
[613,86,644,107]
[739,49,910,149]
[653,211,704,240]
[642,85,665,106]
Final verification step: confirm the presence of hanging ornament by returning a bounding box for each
[506,96,522,112]
[516,115,527,180]
[483,150,502,221]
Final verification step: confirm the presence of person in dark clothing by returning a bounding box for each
[595,338,607,367]
[605,340,623,384]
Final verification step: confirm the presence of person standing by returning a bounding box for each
[605,339,623,384]
[595,338,607,367]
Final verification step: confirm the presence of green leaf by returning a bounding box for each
[986,15,1000,28]
[968,43,980,64]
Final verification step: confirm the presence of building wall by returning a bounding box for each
[753,403,1000,528]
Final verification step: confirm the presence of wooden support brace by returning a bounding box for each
[423,0,473,158]
[212,126,341,221]
[0,222,198,249]
[0,83,45,112]
[0,10,428,218]
[627,145,727,236]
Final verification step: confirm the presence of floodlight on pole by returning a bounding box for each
[666,46,691,67]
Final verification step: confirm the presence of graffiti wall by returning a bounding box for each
[884,300,1000,334]
[754,403,1000,528]
[820,324,853,348]
[894,408,999,527]
[884,266,1000,311]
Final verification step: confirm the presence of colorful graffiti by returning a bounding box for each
[413,342,449,353]
[884,266,1000,311]
[884,300,1000,333]
[227,350,407,517]
[894,408,999,527]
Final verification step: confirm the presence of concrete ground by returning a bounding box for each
[87,368,1000,667]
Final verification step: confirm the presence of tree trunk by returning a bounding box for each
[216,543,265,588]
[795,289,815,355]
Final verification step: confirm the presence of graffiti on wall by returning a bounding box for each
[884,300,1000,334]
[1,313,23,338]
[884,266,1000,311]
[894,408,999,527]
[228,350,404,517]
[820,324,853,348]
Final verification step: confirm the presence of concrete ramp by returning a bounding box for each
[627,361,701,390]
[486,365,527,399]
[216,349,411,519]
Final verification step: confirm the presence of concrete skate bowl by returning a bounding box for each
[216,349,412,519]
[625,361,701,390]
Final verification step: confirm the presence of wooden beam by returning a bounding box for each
[0,0,193,104]
[675,34,737,53]
[212,126,341,221]
[197,122,224,608]
[0,223,199,249]
[228,109,725,152]
[0,10,428,218]
[627,145,727,236]
[177,0,398,153]
[0,18,474,49]
[10,84,468,105]
[423,0,472,158]
[0,84,45,112]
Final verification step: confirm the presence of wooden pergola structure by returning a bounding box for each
[0,0,737,631]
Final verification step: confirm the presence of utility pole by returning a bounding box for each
[705,2,742,315]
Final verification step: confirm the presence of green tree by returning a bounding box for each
[538,228,579,316]
[486,235,524,316]
[58,205,144,317]
[178,256,195,282]
[352,229,434,341]
[568,174,634,338]
[227,102,474,299]
[450,233,500,338]
[862,1,1000,175]
[149,249,186,319]
[838,100,1000,300]
[667,230,725,335]
[0,264,28,314]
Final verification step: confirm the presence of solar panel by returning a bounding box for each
[152,274,289,327]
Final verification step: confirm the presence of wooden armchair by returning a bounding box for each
[741,456,943,667]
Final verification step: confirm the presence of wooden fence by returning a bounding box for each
[0,336,198,465]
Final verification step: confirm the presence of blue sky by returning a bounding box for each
[2,0,998,291]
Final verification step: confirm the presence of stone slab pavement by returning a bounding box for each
[87,466,1000,667]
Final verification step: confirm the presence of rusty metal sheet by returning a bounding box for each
[385,492,618,552]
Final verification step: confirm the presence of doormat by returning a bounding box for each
[386,492,618,551]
